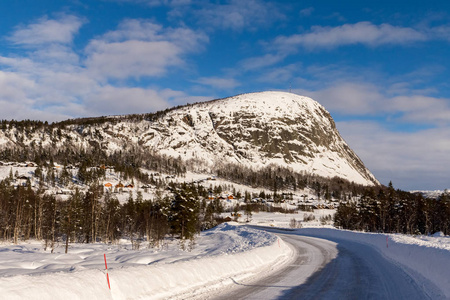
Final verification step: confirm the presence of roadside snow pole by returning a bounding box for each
[386,236,389,248]
[104,254,111,290]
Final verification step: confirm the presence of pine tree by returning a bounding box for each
[102,193,119,243]
[245,203,252,222]
[169,186,199,246]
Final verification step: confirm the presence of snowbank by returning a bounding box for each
[0,223,291,299]
[110,235,289,299]
[295,228,450,299]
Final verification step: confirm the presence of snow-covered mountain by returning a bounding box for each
[143,91,377,185]
[0,91,378,186]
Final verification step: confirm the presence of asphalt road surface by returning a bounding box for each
[212,230,432,300]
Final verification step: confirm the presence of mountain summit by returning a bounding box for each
[143,91,378,185]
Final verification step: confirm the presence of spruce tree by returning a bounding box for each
[169,186,199,245]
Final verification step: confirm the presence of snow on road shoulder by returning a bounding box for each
[389,231,450,251]
[295,228,450,299]
[0,223,292,300]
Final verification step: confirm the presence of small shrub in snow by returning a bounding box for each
[303,214,315,222]
[290,218,302,228]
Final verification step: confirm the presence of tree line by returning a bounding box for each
[0,179,226,251]
[214,162,366,202]
[0,143,186,180]
[334,182,450,235]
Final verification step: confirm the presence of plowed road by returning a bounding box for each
[212,230,432,300]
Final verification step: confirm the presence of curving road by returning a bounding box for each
[212,230,433,300]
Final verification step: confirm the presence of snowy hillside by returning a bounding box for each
[0,91,378,186]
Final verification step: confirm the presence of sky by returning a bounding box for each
[0,0,449,191]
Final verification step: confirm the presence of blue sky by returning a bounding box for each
[1,0,450,190]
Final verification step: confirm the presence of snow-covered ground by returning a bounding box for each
[0,213,449,299]
[410,190,449,199]
[0,223,291,299]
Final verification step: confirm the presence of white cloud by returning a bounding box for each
[0,71,34,104]
[0,16,207,121]
[8,15,84,46]
[32,44,81,65]
[428,25,450,41]
[85,40,182,79]
[85,20,208,79]
[101,19,204,50]
[84,86,171,116]
[0,70,79,121]
[294,80,450,128]
[194,77,240,89]
[274,22,427,52]
[241,54,287,71]
[299,7,314,17]
[0,49,196,120]
[391,95,450,125]
[4,14,84,70]
[106,0,191,6]
[273,61,450,127]
[0,99,71,122]
[294,82,387,115]
[192,0,284,31]
[337,121,450,190]
[256,63,300,83]
[0,57,185,121]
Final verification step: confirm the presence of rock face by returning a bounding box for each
[0,91,378,186]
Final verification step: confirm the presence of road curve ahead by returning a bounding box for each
[212,230,433,300]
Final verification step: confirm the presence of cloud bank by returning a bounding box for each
[0,15,208,121]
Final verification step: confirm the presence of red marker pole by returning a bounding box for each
[104,254,111,290]
[386,236,388,248]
